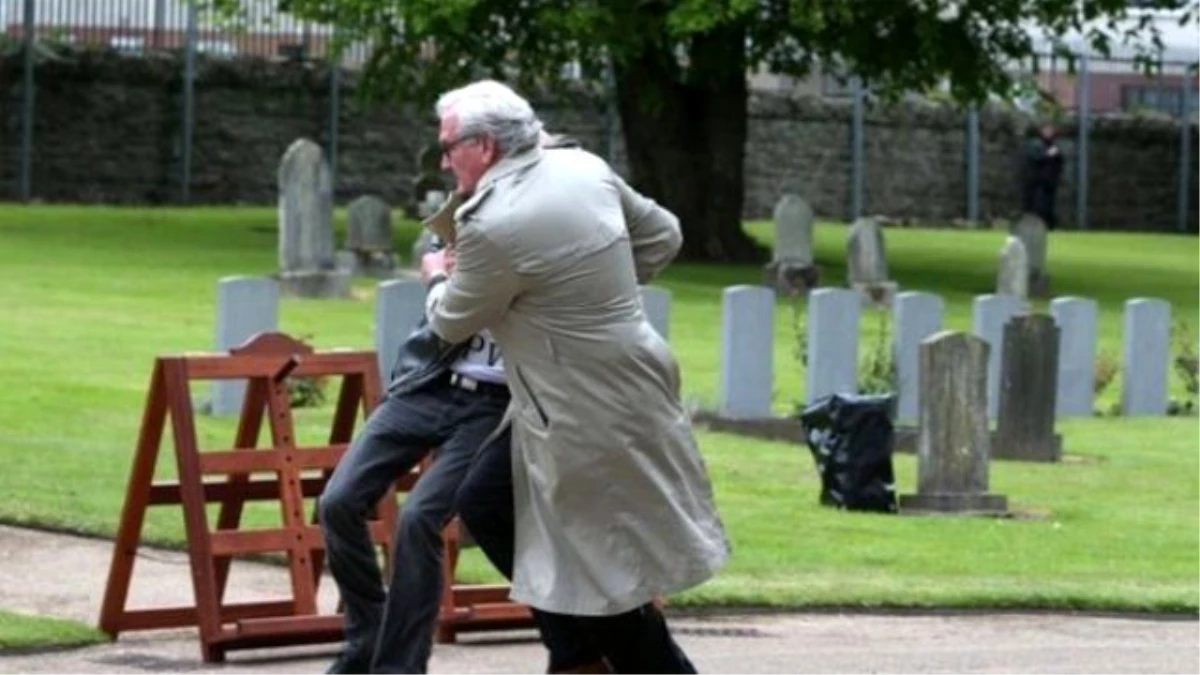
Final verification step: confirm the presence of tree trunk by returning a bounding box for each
[612,23,767,263]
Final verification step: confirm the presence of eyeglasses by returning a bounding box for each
[440,134,480,158]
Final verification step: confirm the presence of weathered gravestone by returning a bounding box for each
[276,138,349,298]
[993,314,1063,462]
[718,285,775,419]
[846,217,897,306]
[341,195,398,278]
[898,332,1008,515]
[894,291,944,422]
[1050,297,1098,417]
[1012,213,1050,296]
[762,194,818,295]
[996,236,1029,299]
[1122,297,1171,416]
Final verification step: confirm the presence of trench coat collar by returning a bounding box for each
[421,146,543,245]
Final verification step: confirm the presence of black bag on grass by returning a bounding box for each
[800,393,898,513]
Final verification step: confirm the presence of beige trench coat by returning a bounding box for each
[426,145,730,616]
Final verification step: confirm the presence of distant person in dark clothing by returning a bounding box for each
[1021,123,1064,230]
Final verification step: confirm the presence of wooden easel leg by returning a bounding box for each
[163,360,226,662]
[265,377,319,615]
[98,361,169,638]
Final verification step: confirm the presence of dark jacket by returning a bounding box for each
[385,318,467,398]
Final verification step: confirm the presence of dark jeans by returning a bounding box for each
[456,430,698,674]
[319,377,508,673]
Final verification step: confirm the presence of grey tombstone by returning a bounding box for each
[995,236,1029,300]
[1050,297,1098,417]
[211,276,279,416]
[374,279,428,386]
[971,293,1024,419]
[763,194,818,295]
[898,331,1008,515]
[640,286,671,341]
[846,217,897,306]
[276,138,349,298]
[718,285,775,419]
[894,291,944,422]
[1012,213,1050,296]
[806,288,860,404]
[343,195,398,278]
[1122,298,1171,416]
[993,314,1063,462]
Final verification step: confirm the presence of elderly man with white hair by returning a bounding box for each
[420,79,730,673]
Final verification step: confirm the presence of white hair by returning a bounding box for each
[435,80,544,157]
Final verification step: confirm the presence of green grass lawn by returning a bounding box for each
[0,610,107,652]
[0,205,1196,619]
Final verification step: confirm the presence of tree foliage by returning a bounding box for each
[210,0,1196,107]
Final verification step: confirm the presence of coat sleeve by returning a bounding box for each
[426,222,521,345]
[612,173,682,283]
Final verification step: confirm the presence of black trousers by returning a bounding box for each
[320,378,509,673]
[455,429,698,674]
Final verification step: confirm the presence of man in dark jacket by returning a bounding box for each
[1021,123,1064,230]
[319,239,601,674]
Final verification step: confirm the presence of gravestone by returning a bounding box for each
[409,144,446,218]
[993,314,1062,462]
[1122,298,1171,416]
[210,276,279,416]
[898,331,1008,515]
[341,195,398,278]
[639,286,671,341]
[762,194,819,295]
[1012,213,1050,296]
[846,217,897,307]
[894,291,944,422]
[806,288,860,405]
[971,293,1024,419]
[718,285,775,419]
[375,279,428,385]
[995,236,1029,299]
[276,138,349,298]
[1050,297,1098,417]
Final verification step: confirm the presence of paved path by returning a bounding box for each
[1,525,1196,673]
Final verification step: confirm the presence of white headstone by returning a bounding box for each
[894,291,944,421]
[719,286,775,419]
[375,279,428,385]
[1122,298,1171,416]
[1050,297,1098,417]
[806,288,861,404]
[211,276,279,416]
[640,286,671,341]
[971,294,1024,419]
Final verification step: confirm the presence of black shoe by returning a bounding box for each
[325,651,370,674]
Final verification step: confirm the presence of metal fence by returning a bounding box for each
[2,0,1197,232]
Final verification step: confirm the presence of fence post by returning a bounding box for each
[329,47,340,198]
[850,75,865,221]
[966,106,980,224]
[1179,71,1193,233]
[1075,52,1090,230]
[181,1,197,204]
[18,0,35,202]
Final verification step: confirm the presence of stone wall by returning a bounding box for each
[1,51,1195,232]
